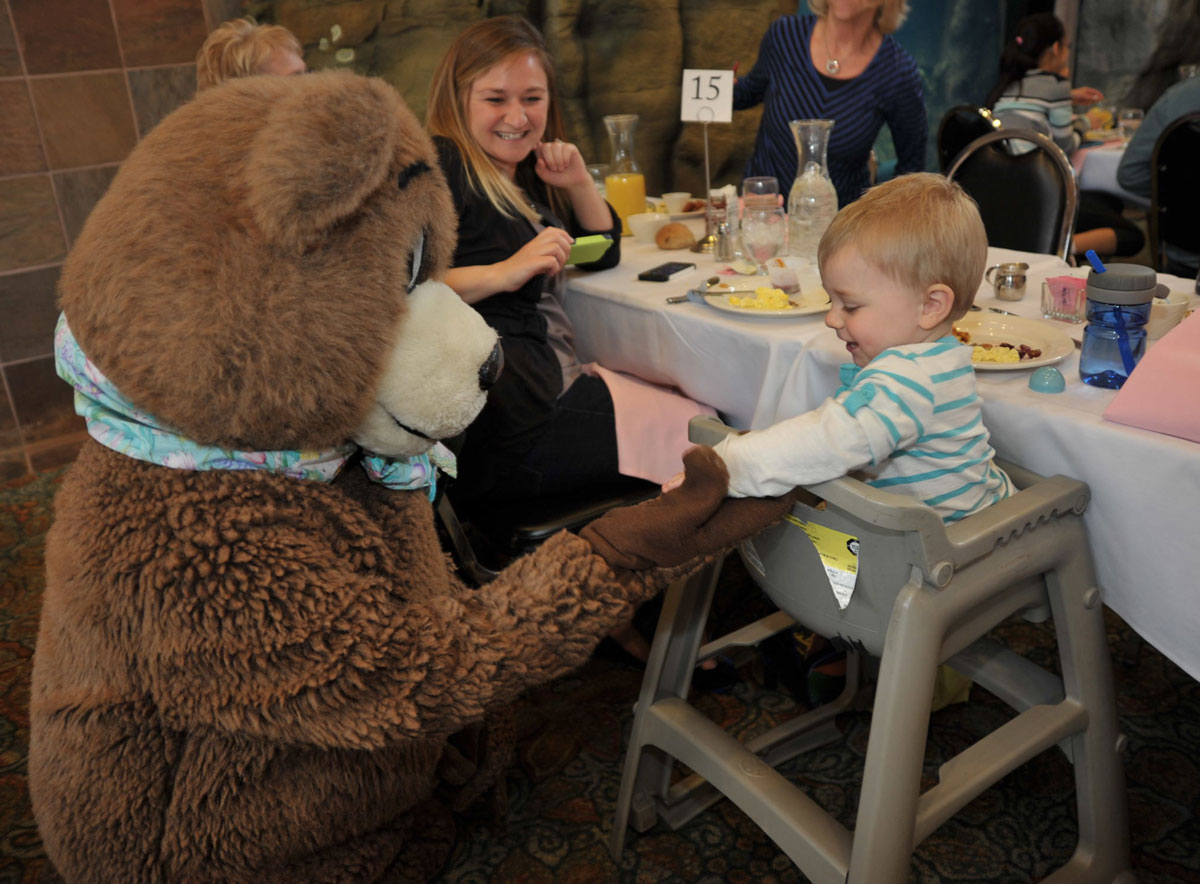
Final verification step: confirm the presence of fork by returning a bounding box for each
[969,305,1020,317]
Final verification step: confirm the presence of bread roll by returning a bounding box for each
[655,222,696,250]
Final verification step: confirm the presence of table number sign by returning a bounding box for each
[680,69,733,123]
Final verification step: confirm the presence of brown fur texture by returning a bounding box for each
[58,72,456,451]
[34,444,661,883]
[32,72,692,884]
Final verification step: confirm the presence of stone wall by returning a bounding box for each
[255,0,791,196]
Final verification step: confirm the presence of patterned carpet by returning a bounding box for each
[2,467,1198,884]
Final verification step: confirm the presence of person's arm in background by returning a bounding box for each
[1115,81,1199,197]
[882,51,928,175]
[733,25,774,110]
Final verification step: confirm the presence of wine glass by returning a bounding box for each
[740,207,786,276]
[1118,108,1144,141]
[742,176,780,212]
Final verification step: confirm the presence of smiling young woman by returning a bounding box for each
[424,16,625,507]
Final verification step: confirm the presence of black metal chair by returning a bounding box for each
[947,129,1078,261]
[935,105,1000,172]
[1149,111,1200,272]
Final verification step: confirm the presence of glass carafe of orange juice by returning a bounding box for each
[603,114,646,236]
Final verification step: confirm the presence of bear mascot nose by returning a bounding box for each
[479,341,504,391]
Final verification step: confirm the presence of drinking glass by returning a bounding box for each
[740,207,786,275]
[742,176,779,211]
[1118,108,1144,141]
[586,163,610,195]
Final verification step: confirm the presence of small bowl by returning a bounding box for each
[662,192,692,214]
[1146,290,1192,339]
[628,212,670,244]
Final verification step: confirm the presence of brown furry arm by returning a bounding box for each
[140,504,666,750]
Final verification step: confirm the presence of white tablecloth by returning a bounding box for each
[1074,142,1151,209]
[565,234,1200,681]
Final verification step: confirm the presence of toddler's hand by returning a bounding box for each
[661,471,685,493]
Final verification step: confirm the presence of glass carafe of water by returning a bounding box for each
[786,119,838,262]
[603,114,646,237]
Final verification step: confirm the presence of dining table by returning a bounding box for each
[1073,138,1150,209]
[564,221,1200,682]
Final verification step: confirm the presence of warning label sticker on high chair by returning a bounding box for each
[785,514,859,610]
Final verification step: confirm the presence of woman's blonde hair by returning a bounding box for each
[807,0,910,35]
[818,173,987,320]
[427,16,567,223]
[195,18,302,91]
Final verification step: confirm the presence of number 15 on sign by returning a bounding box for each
[680,69,733,123]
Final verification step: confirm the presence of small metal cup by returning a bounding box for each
[985,262,1029,301]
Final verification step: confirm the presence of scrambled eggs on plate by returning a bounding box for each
[729,287,793,310]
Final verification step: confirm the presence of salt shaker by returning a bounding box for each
[713,222,734,261]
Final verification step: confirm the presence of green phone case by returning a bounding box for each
[567,234,613,265]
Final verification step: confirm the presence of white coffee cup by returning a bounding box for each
[662,192,692,214]
[1146,290,1191,339]
[627,212,670,244]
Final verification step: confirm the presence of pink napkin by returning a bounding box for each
[1103,311,1200,442]
[582,364,716,483]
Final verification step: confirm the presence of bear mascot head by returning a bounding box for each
[29,70,790,883]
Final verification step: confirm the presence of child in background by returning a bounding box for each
[673,172,1015,709]
[196,18,306,90]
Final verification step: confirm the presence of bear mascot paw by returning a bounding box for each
[29,71,792,884]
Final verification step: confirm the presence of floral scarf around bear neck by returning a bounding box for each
[53,314,455,500]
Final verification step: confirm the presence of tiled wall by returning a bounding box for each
[0,0,241,480]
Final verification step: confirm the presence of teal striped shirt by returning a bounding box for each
[715,338,1015,523]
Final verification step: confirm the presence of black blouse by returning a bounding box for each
[433,136,622,494]
[433,136,621,340]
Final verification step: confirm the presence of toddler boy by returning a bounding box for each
[708,172,1015,521]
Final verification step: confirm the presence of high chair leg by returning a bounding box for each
[609,562,721,860]
[1040,521,1135,883]
[846,579,944,884]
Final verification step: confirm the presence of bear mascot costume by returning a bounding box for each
[29,71,791,883]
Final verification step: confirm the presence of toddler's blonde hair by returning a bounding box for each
[818,172,987,320]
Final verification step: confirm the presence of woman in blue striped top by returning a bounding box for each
[733,0,927,208]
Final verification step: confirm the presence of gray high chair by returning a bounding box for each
[609,415,1135,884]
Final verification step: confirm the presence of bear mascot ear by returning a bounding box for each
[243,74,400,251]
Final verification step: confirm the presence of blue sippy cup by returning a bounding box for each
[1078,262,1168,389]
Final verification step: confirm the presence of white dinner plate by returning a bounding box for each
[669,209,706,221]
[954,314,1075,371]
[703,294,828,317]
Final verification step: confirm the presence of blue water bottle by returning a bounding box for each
[1078,261,1169,389]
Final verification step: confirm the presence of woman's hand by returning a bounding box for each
[500,226,573,288]
[535,139,616,232]
[534,139,592,191]
[1071,85,1104,105]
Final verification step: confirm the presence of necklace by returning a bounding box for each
[821,21,860,76]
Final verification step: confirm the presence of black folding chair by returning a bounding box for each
[947,129,1078,261]
[1149,111,1200,272]
[935,105,1000,172]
